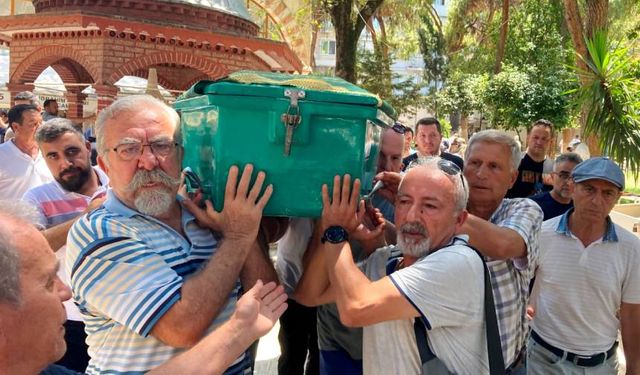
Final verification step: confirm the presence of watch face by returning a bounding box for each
[324,226,348,244]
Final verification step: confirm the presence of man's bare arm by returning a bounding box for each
[43,196,106,251]
[152,165,273,347]
[621,302,640,375]
[294,220,336,307]
[459,214,527,259]
[239,238,278,291]
[150,280,287,375]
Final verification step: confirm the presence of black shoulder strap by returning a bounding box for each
[412,241,505,374]
[473,247,505,374]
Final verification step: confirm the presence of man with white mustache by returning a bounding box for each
[66,95,278,375]
[296,158,490,374]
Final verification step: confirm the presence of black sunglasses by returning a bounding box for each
[391,123,406,134]
[408,157,466,193]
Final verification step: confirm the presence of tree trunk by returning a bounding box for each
[326,0,385,83]
[562,0,607,156]
[460,113,469,140]
[585,0,609,37]
[376,14,389,59]
[494,0,509,74]
[333,24,359,82]
[562,0,589,76]
[310,21,319,70]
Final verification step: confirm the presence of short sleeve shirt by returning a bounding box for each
[486,198,542,366]
[362,239,489,375]
[66,190,249,375]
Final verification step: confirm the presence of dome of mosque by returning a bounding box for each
[168,0,253,22]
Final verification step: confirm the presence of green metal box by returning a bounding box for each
[174,71,396,218]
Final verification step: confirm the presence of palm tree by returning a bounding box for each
[570,31,640,176]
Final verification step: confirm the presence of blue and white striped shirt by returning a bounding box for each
[66,190,250,374]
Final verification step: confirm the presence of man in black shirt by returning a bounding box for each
[529,153,582,220]
[506,119,554,198]
[402,117,464,170]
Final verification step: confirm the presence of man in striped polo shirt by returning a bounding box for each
[66,95,277,374]
[22,118,109,372]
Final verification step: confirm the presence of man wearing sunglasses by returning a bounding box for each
[529,153,582,220]
[65,95,277,374]
[21,119,109,372]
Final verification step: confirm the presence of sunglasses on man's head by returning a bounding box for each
[408,157,466,192]
[391,123,406,134]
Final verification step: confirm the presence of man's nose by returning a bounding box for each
[57,278,72,302]
[137,145,159,170]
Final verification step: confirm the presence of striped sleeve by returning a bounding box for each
[67,214,182,337]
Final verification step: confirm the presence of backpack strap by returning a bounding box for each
[472,246,506,374]
[412,239,505,374]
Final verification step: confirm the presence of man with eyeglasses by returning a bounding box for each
[529,153,582,220]
[296,158,490,374]
[21,119,108,372]
[66,95,278,374]
[0,104,53,200]
[528,157,640,374]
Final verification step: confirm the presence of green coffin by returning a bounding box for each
[174,71,396,218]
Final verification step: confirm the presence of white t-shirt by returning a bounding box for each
[275,217,314,294]
[362,241,489,375]
[0,140,52,200]
[531,214,640,354]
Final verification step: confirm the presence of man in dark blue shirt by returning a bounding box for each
[402,117,463,171]
[530,153,583,220]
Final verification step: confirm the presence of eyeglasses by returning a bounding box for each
[554,171,572,180]
[111,141,179,161]
[391,123,406,134]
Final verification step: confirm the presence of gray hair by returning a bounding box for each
[95,95,181,156]
[555,152,583,166]
[404,157,468,214]
[0,201,43,306]
[14,91,42,107]
[465,130,522,172]
[35,118,85,144]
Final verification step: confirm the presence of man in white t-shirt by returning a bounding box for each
[529,157,640,374]
[0,104,53,200]
[22,118,108,372]
[296,158,488,374]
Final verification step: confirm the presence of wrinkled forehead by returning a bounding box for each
[401,167,453,196]
[105,108,177,142]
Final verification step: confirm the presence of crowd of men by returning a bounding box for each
[0,92,638,375]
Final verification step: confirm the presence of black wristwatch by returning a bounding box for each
[321,226,349,244]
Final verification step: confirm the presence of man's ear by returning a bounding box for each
[85,140,92,153]
[508,169,518,188]
[456,210,469,228]
[97,155,109,174]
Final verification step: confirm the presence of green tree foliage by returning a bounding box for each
[437,73,487,117]
[569,32,640,175]
[418,11,447,91]
[357,48,425,116]
[443,0,573,131]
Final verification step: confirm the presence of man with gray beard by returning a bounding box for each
[296,158,490,374]
[66,95,278,375]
